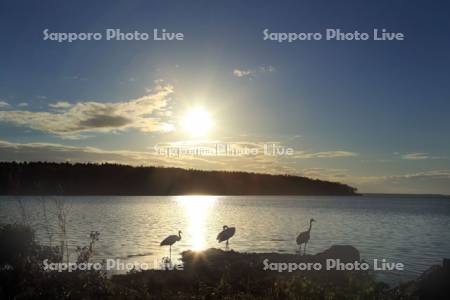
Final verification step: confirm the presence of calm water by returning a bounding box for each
[1,195,449,283]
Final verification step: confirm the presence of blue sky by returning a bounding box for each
[1,0,450,194]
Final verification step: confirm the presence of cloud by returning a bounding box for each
[402,153,429,160]
[0,101,10,108]
[0,140,182,167]
[154,141,357,160]
[233,65,276,78]
[0,140,275,176]
[233,69,252,77]
[151,140,361,178]
[0,82,174,139]
[388,170,450,180]
[401,152,445,160]
[294,151,358,159]
[0,139,303,175]
[332,170,450,194]
[260,65,276,73]
[300,168,349,180]
[17,102,28,107]
[349,170,450,184]
[49,101,72,109]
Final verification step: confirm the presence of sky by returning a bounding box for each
[1,0,450,194]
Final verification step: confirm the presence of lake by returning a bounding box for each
[1,195,449,284]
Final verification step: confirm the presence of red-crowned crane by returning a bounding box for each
[160,230,182,260]
[296,218,315,255]
[217,225,236,248]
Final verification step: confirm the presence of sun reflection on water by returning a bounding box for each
[175,196,217,251]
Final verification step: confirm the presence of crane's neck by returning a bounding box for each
[308,221,313,232]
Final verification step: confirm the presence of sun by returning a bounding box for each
[181,107,213,137]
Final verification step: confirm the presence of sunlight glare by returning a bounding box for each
[176,196,217,251]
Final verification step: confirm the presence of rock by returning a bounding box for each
[315,245,360,262]
[443,258,450,274]
[181,245,361,269]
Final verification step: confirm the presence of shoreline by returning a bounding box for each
[1,222,449,299]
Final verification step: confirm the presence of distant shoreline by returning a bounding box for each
[363,193,450,198]
[2,194,449,198]
[0,162,357,196]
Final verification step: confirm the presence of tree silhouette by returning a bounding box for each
[0,162,358,196]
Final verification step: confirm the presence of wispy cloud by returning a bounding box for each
[233,69,251,77]
[349,170,450,184]
[0,139,355,178]
[300,168,349,180]
[401,152,446,160]
[17,102,28,107]
[49,101,72,109]
[0,82,174,139]
[154,141,357,160]
[388,170,450,180]
[0,101,10,109]
[294,150,358,159]
[0,139,279,172]
[328,170,450,194]
[0,139,181,166]
[233,65,276,78]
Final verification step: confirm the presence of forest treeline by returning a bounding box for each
[0,162,358,195]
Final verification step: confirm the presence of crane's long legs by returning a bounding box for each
[169,245,172,262]
[304,242,308,256]
[226,239,229,249]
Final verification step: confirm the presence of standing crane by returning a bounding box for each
[296,218,315,255]
[217,225,236,249]
[160,230,182,261]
